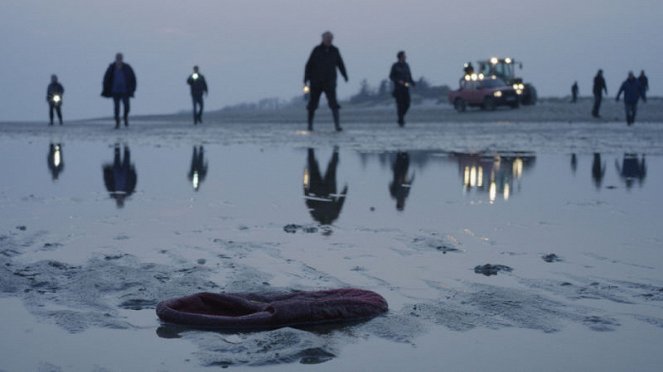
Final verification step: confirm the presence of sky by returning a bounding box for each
[1,0,661,122]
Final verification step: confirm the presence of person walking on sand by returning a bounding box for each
[187,66,208,125]
[571,81,578,103]
[616,71,646,126]
[591,69,607,118]
[46,74,64,126]
[102,53,137,129]
[390,51,416,127]
[639,70,649,101]
[304,31,348,132]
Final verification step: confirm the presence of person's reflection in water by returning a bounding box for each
[103,144,137,208]
[591,153,605,189]
[303,148,348,225]
[616,153,646,190]
[47,143,64,181]
[389,152,415,211]
[570,153,577,175]
[188,145,208,191]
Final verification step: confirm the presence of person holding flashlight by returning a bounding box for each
[187,66,208,124]
[46,74,64,126]
[304,31,348,132]
[389,51,416,127]
[102,53,137,129]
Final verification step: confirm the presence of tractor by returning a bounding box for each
[472,57,537,105]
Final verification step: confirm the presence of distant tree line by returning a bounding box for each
[349,77,451,105]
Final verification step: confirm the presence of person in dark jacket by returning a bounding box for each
[46,75,64,126]
[102,53,137,129]
[188,145,208,191]
[303,148,348,225]
[591,69,607,118]
[187,66,208,124]
[571,81,579,103]
[47,143,64,181]
[389,152,415,211]
[616,71,646,126]
[103,143,137,208]
[390,51,416,127]
[639,70,649,101]
[304,31,348,132]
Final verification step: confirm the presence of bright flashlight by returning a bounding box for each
[54,146,61,167]
[404,82,410,87]
[192,171,199,190]
[303,85,310,94]
[192,73,199,80]
[53,95,61,103]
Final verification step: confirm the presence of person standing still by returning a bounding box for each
[187,66,208,124]
[390,51,416,127]
[46,74,64,126]
[616,71,646,126]
[591,69,607,118]
[638,70,649,101]
[304,31,348,132]
[102,53,137,129]
[571,81,579,103]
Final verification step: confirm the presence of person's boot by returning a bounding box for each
[332,109,342,132]
[124,115,129,127]
[307,110,314,131]
[115,117,120,129]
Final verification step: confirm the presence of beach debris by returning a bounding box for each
[474,264,513,276]
[542,253,562,263]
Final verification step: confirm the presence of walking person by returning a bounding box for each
[389,51,416,127]
[616,71,646,126]
[101,53,137,129]
[46,74,64,126]
[638,70,649,101]
[187,66,208,124]
[591,69,607,118]
[304,31,348,132]
[571,81,578,103]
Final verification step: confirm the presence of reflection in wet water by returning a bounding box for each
[389,152,415,211]
[303,148,348,225]
[453,152,535,203]
[570,153,577,175]
[188,146,208,191]
[592,153,606,189]
[102,144,138,208]
[616,153,646,189]
[47,143,64,181]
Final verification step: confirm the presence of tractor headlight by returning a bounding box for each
[493,91,503,98]
[516,89,523,95]
[505,57,512,64]
[490,57,498,64]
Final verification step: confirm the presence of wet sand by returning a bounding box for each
[1,115,663,371]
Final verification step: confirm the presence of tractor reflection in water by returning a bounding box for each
[303,148,348,225]
[47,143,64,181]
[102,144,137,208]
[452,152,536,204]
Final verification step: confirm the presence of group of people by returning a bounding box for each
[574,69,649,125]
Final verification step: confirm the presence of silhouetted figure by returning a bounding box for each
[390,51,416,127]
[616,71,646,126]
[571,81,578,103]
[102,53,137,129]
[303,148,348,225]
[615,154,646,190]
[591,69,607,118]
[463,62,474,76]
[47,75,64,126]
[188,146,208,191]
[639,70,649,101]
[103,144,137,208]
[187,66,208,124]
[389,152,415,211]
[570,153,577,175]
[304,31,348,132]
[47,143,64,181]
[591,153,605,189]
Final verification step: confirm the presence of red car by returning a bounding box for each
[448,77,519,112]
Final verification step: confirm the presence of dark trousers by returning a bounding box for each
[625,102,638,125]
[307,81,340,112]
[591,93,602,117]
[113,94,130,125]
[394,87,411,125]
[571,93,577,103]
[49,103,62,125]
[192,95,204,124]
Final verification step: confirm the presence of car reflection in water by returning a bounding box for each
[389,152,415,211]
[47,143,64,181]
[303,148,348,225]
[453,151,535,203]
[102,144,137,208]
[188,145,208,191]
[616,153,646,190]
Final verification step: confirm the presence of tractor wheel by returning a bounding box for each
[454,98,466,113]
[483,97,496,111]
